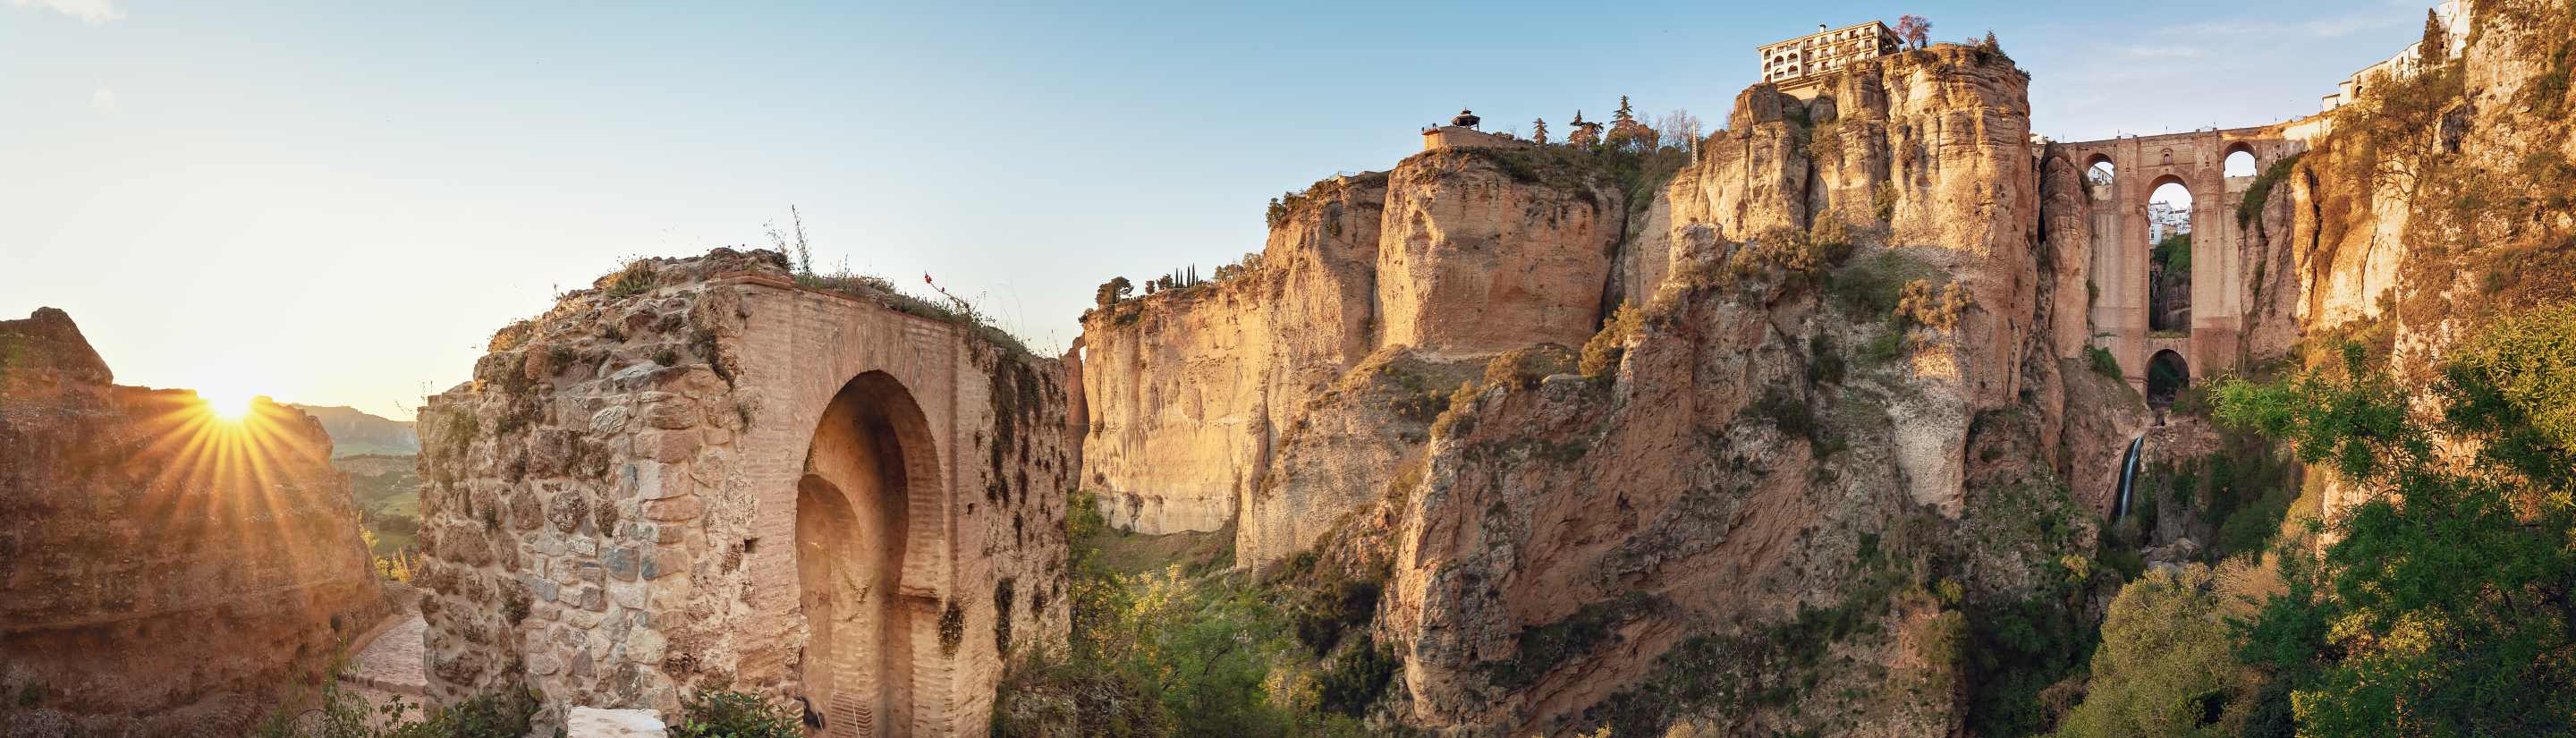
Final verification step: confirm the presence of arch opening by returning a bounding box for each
[2147,350,2190,410]
[2223,145,2258,177]
[797,370,930,738]
[2147,178,2194,334]
[2085,154,2116,201]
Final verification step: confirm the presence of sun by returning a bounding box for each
[198,386,259,421]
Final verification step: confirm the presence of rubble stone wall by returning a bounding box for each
[417,251,1074,738]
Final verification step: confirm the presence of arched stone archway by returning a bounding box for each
[797,370,934,738]
[2147,350,2190,408]
[2223,141,2259,177]
[2146,174,2195,335]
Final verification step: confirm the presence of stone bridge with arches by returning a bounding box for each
[2045,123,2316,405]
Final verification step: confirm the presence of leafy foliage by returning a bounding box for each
[2210,307,2576,736]
[669,690,801,738]
[249,656,538,738]
[989,493,1389,737]
[2050,565,2263,738]
[1578,303,1642,380]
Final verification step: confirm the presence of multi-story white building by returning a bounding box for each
[1758,21,1903,95]
[2321,1,2470,111]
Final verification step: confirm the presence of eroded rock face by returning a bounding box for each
[0,309,386,738]
[415,250,1076,736]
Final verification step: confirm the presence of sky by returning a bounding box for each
[1,0,2435,420]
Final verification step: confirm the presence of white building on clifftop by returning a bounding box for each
[2321,1,2470,111]
[1758,21,1902,94]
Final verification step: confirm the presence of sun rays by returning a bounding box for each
[135,390,335,517]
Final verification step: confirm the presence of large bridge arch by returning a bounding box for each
[2048,125,2310,394]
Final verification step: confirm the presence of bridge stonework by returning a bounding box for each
[416,250,1078,737]
[2046,124,2313,392]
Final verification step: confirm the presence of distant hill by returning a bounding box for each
[286,403,418,456]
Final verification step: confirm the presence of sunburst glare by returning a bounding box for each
[199,386,259,420]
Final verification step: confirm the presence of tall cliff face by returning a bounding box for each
[1077,172,1386,539]
[1080,151,1639,565]
[2233,1,2576,518]
[0,309,386,738]
[1375,47,2101,735]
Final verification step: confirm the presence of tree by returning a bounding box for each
[1897,15,1931,49]
[2051,565,2265,738]
[1652,110,1701,155]
[2419,8,2450,67]
[1607,96,1656,151]
[1979,30,2000,53]
[2213,306,2576,736]
[1095,276,1132,310]
[1531,117,1549,145]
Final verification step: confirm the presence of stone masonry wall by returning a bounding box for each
[416,250,1074,737]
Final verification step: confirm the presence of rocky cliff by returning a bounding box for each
[1074,44,2152,734]
[0,309,386,738]
[1080,151,1640,565]
[2232,0,2576,515]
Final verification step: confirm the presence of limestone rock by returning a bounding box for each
[0,309,386,737]
[566,707,666,738]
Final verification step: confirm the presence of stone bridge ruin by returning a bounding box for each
[415,250,1077,737]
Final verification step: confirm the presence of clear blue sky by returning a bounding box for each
[1,0,2430,420]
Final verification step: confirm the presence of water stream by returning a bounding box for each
[2113,434,2146,522]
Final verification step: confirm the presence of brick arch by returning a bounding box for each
[795,369,942,738]
[729,284,979,737]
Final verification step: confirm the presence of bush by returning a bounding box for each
[2235,153,2305,226]
[2088,346,2123,379]
[1480,345,1575,391]
[1579,303,1643,380]
[1894,279,1974,330]
[2051,566,2259,738]
[670,690,801,738]
[250,657,538,738]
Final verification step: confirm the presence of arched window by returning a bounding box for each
[2148,178,2194,334]
[2224,145,2258,177]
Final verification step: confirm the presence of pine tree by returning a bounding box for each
[2419,8,2450,66]
[1614,96,1636,126]
[1532,118,1549,145]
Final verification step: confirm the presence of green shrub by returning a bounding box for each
[2235,152,2305,226]
[670,690,801,738]
[1316,636,1398,717]
[250,657,538,738]
[2088,346,2123,379]
[602,259,658,300]
[1579,303,1643,380]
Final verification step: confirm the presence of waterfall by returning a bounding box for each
[2113,434,2146,522]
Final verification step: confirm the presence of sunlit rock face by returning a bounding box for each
[0,308,386,738]
[415,250,1077,737]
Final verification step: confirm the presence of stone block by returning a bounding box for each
[640,496,700,522]
[606,547,640,581]
[635,429,699,463]
[566,707,665,738]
